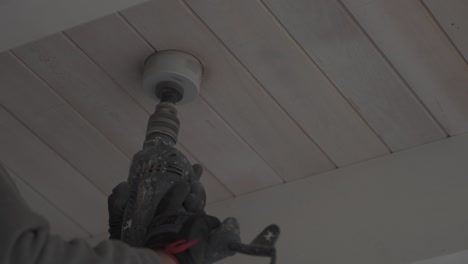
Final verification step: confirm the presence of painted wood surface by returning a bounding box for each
[259,0,446,150]
[0,52,129,194]
[66,14,279,195]
[177,96,283,193]
[0,0,149,52]
[122,0,337,182]
[412,249,468,264]
[0,106,107,234]
[65,16,156,113]
[424,0,468,61]
[12,34,149,158]
[185,0,390,165]
[1,0,467,242]
[342,0,468,136]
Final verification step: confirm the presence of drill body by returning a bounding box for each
[121,99,195,247]
[120,93,280,263]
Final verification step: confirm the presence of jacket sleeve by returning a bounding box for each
[0,162,161,264]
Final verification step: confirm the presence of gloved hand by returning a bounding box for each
[147,214,240,264]
[107,164,206,240]
[203,217,240,263]
[145,183,240,264]
[108,182,130,240]
[183,164,206,212]
[156,164,206,215]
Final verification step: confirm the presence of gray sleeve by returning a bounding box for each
[0,162,162,264]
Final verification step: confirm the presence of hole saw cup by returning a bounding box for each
[142,50,203,144]
[143,50,202,105]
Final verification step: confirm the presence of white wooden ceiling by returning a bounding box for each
[0,0,149,51]
[1,0,467,240]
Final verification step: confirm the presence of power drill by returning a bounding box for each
[121,51,279,263]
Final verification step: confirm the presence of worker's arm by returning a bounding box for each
[0,163,174,264]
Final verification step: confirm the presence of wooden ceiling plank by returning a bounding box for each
[0,106,107,235]
[177,96,282,193]
[424,0,468,62]
[342,0,468,136]
[0,52,129,195]
[184,0,390,165]
[11,171,89,240]
[65,14,277,195]
[258,0,446,150]
[12,34,149,158]
[121,0,337,181]
[65,17,156,113]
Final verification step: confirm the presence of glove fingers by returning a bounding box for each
[184,181,206,212]
[156,182,191,215]
[144,183,191,248]
[108,182,130,240]
[222,217,240,229]
[221,217,241,238]
[184,194,205,212]
[183,164,206,212]
[108,182,130,215]
[207,215,223,230]
[202,216,239,263]
[192,164,203,180]
[185,215,222,241]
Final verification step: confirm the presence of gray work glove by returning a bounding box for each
[147,214,240,264]
[108,182,130,240]
[183,164,206,212]
[204,217,241,263]
[175,215,240,264]
[107,164,206,240]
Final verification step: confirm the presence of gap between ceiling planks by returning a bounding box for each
[12,33,150,158]
[68,9,333,187]
[1,51,130,195]
[262,0,447,145]
[335,0,450,138]
[341,0,468,136]
[62,22,232,201]
[121,0,339,182]
[13,26,280,196]
[422,0,468,65]
[2,0,468,240]
[64,14,278,196]
[2,46,232,203]
[181,0,392,165]
[0,105,108,235]
[185,0,447,157]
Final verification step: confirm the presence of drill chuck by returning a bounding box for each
[145,102,180,145]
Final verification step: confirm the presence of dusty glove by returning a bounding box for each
[145,185,240,264]
[203,217,240,263]
[183,164,206,212]
[156,164,206,215]
[146,213,220,263]
[108,182,130,239]
[107,164,206,240]
[148,214,240,264]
